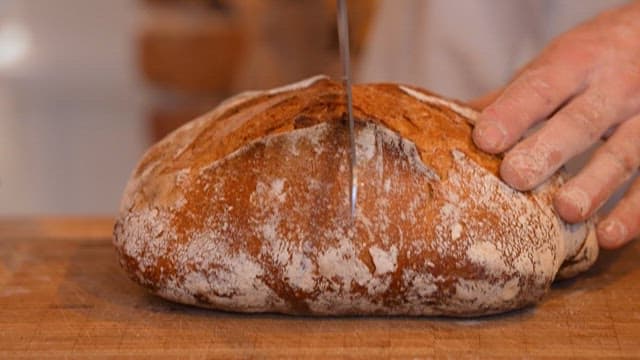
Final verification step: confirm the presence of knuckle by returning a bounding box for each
[519,70,556,107]
[601,143,639,176]
[621,118,640,157]
[546,36,597,70]
[566,105,605,142]
[594,60,640,103]
[631,176,640,200]
[615,61,640,100]
[565,89,619,141]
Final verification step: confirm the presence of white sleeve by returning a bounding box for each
[357,0,628,101]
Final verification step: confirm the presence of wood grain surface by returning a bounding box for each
[1,217,639,359]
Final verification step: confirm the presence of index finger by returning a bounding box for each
[473,46,590,154]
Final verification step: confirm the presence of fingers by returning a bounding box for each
[500,86,630,191]
[554,115,640,222]
[597,175,640,249]
[473,56,587,154]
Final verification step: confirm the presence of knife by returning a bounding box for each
[336,0,358,220]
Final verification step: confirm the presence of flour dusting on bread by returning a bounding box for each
[399,85,478,124]
[113,76,597,316]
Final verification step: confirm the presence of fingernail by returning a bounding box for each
[598,219,628,248]
[556,187,591,221]
[500,152,540,190]
[474,121,507,152]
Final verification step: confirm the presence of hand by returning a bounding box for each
[471,1,640,249]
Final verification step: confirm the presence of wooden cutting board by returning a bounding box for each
[1,217,639,358]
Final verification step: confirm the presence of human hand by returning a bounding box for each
[471,1,640,249]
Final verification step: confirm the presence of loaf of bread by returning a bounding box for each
[113,75,598,316]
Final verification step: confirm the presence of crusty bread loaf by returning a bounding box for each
[113,75,598,316]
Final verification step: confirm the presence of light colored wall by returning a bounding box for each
[0,0,147,215]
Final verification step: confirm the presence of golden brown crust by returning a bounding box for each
[114,76,597,316]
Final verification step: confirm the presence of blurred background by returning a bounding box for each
[0,0,628,216]
[0,0,378,215]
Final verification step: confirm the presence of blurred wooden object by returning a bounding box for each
[324,0,380,55]
[139,1,244,93]
[231,0,335,91]
[137,0,379,142]
[232,0,379,92]
[138,0,242,142]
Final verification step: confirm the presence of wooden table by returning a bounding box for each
[1,217,639,358]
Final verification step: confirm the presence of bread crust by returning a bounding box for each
[113,76,597,316]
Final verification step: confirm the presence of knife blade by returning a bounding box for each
[336,0,357,220]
